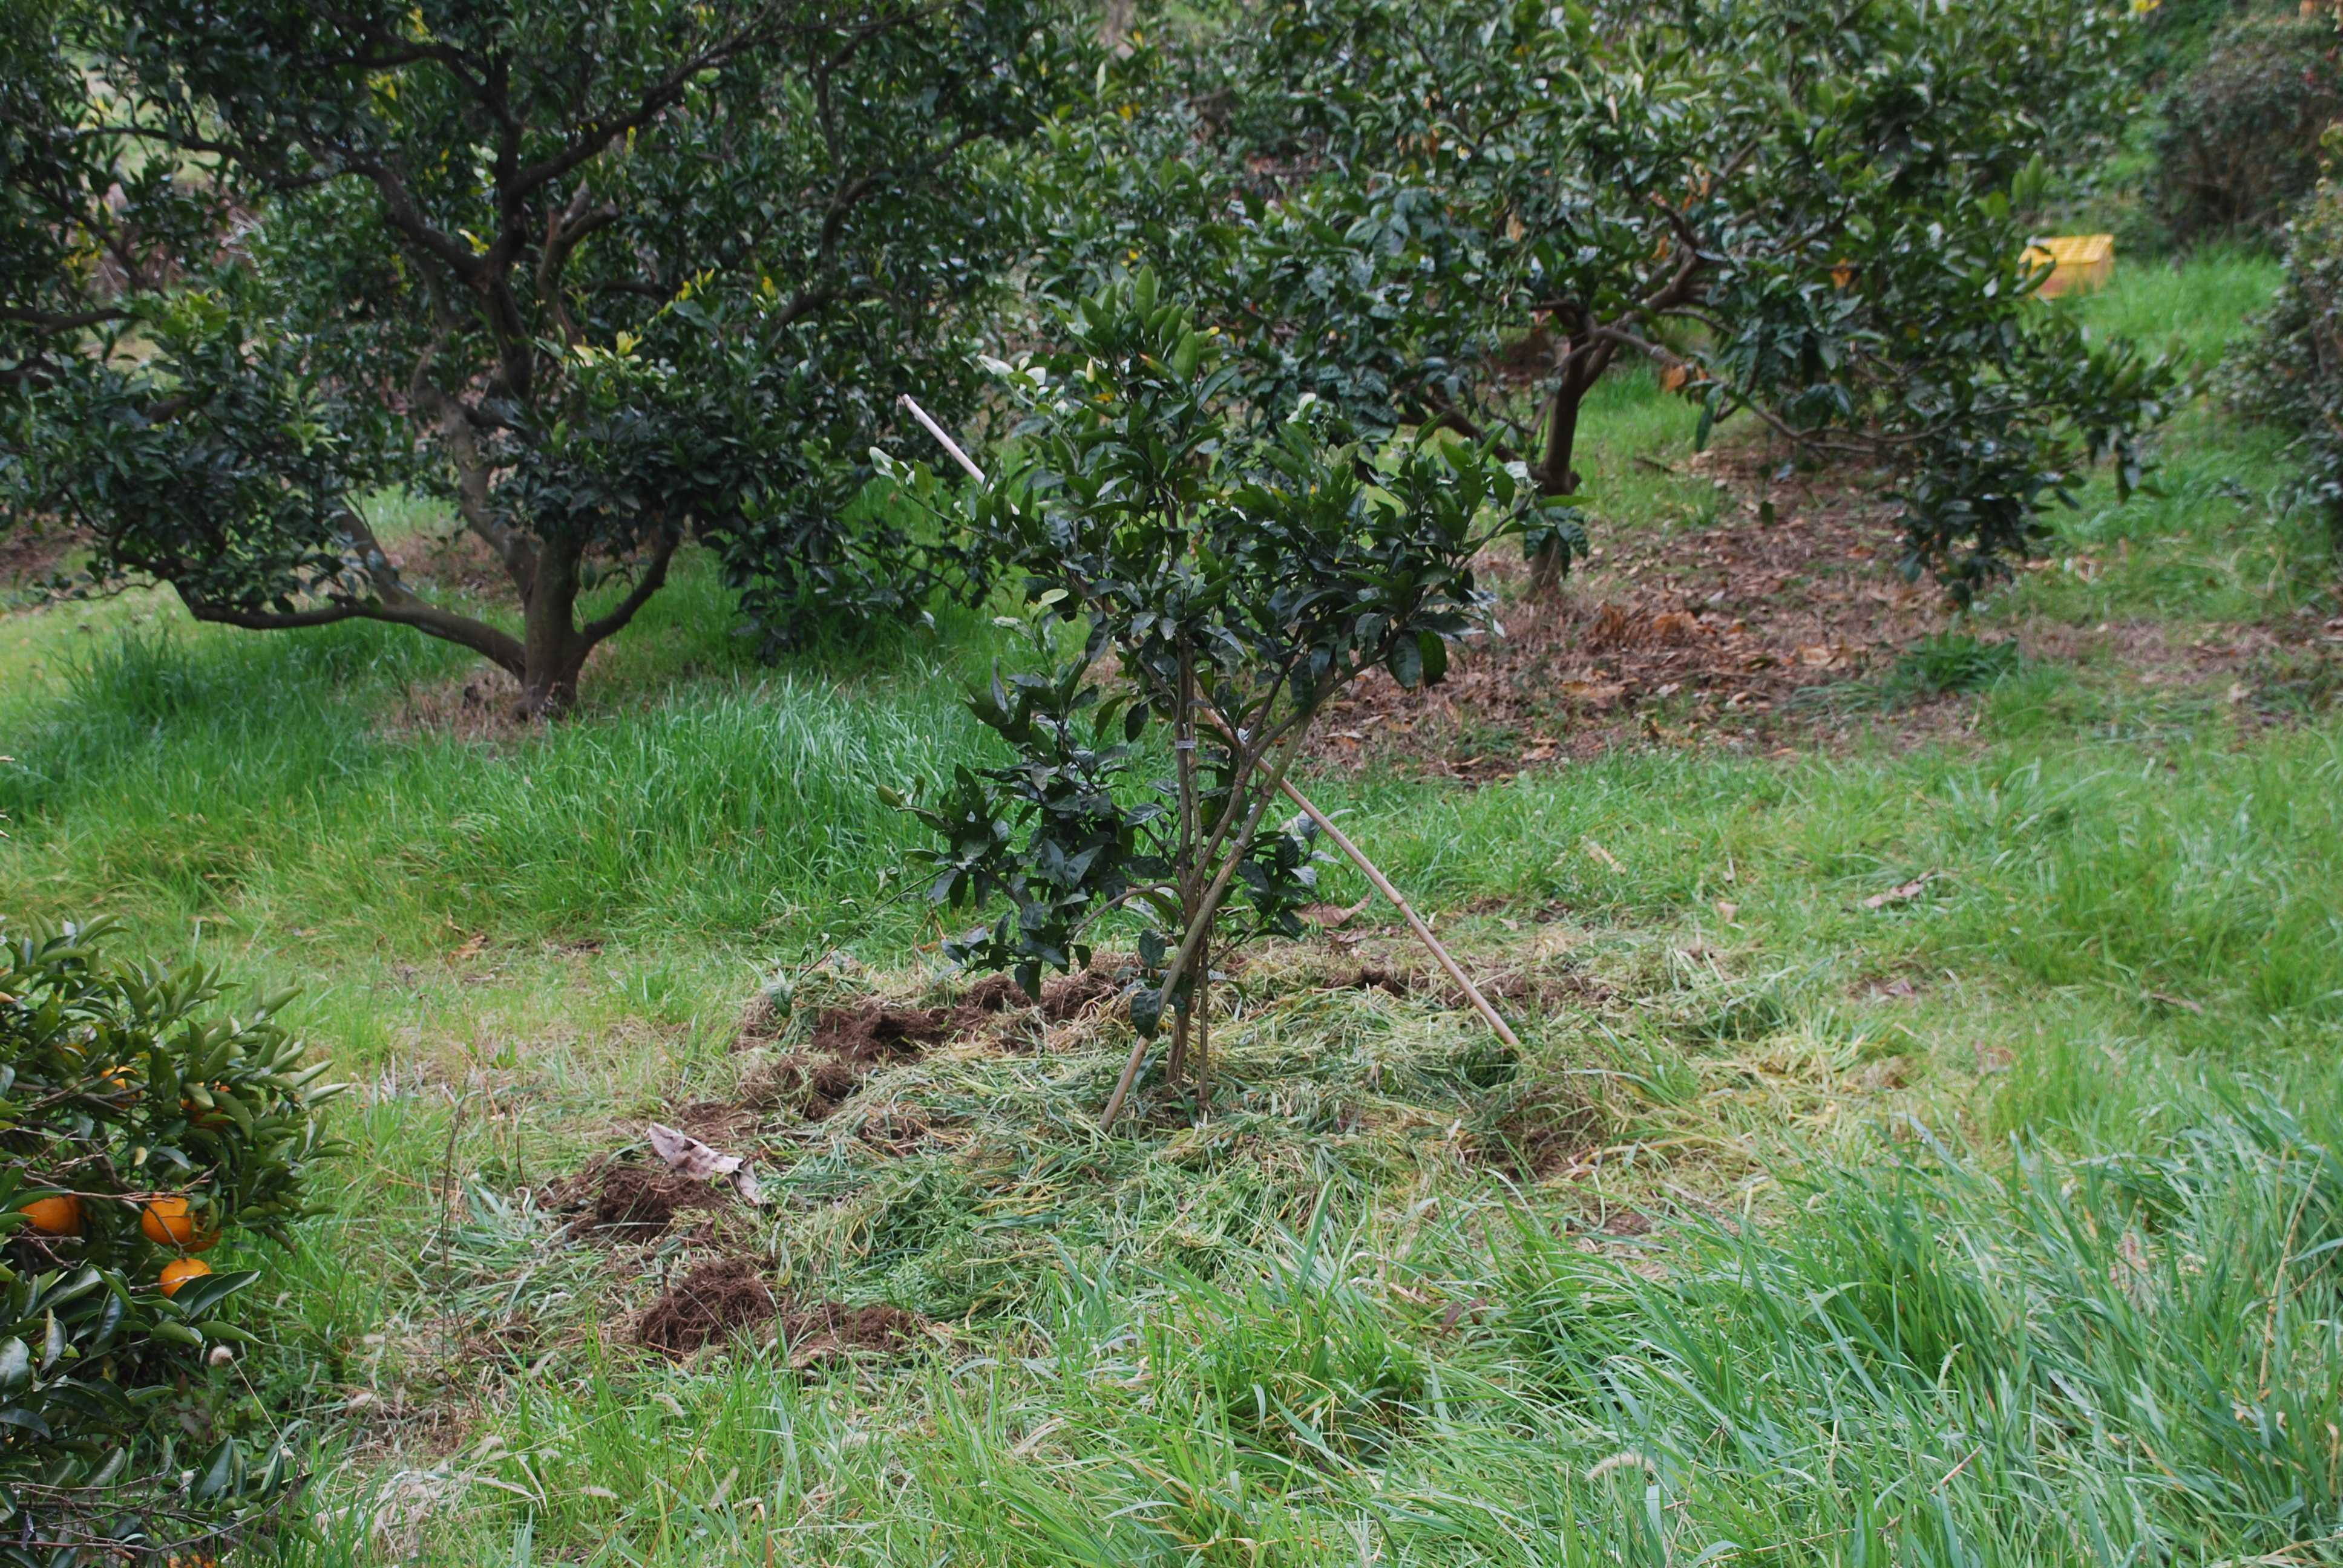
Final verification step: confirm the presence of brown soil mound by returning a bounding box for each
[781,1301,922,1369]
[548,1156,731,1243]
[943,968,1129,1051]
[959,974,1031,1013]
[1335,965,1418,998]
[750,1000,945,1123]
[1038,970,1125,1022]
[752,1048,883,1122]
[637,1257,776,1354]
[809,1001,955,1063]
[755,970,1134,1120]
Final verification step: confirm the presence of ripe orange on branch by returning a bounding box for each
[19,1194,84,1235]
[159,1258,212,1297]
[140,1195,219,1252]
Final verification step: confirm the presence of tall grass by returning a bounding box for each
[275,1083,2343,1566]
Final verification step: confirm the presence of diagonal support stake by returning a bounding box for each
[1270,779,1522,1053]
[897,393,1525,1100]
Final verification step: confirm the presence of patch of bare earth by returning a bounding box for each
[779,1301,922,1370]
[544,1154,733,1244]
[632,1257,926,1363]
[0,524,86,590]
[635,1256,775,1354]
[379,667,528,741]
[370,528,529,738]
[747,968,1132,1120]
[1315,451,1946,775]
[1309,444,2333,777]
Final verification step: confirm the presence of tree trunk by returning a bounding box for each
[519,541,590,718]
[1528,375,1585,595]
[1103,0,1135,53]
[1191,925,1210,1112]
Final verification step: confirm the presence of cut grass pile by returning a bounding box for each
[284,1058,2343,1567]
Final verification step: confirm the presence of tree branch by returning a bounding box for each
[537,183,619,345]
[578,531,680,646]
[177,583,526,675]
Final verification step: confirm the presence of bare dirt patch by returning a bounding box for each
[379,667,528,742]
[756,999,957,1120]
[749,968,1137,1120]
[545,1155,732,1243]
[808,999,957,1063]
[1313,451,1945,775]
[0,524,86,590]
[780,1301,922,1369]
[633,1258,926,1364]
[637,1256,776,1354]
[1312,443,2335,776]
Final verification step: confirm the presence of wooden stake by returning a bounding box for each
[1270,776,1522,1054]
[899,394,984,481]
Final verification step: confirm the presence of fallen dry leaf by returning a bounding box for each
[1299,896,1375,930]
[646,1122,764,1204]
[1561,680,1628,708]
[1863,873,1938,910]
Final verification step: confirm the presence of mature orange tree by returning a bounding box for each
[4,0,1076,713]
[1038,0,2172,602]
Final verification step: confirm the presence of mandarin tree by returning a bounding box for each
[888,275,1574,1117]
[1037,0,2172,601]
[3,0,1077,713]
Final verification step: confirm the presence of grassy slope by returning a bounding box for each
[5,253,2341,1566]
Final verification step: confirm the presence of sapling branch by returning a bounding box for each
[1098,721,1312,1127]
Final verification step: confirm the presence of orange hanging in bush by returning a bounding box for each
[140,1195,219,1252]
[18,1194,83,1235]
[159,1258,212,1297]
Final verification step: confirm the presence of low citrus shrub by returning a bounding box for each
[2157,12,2343,243]
[0,918,338,1563]
[2233,131,2343,547]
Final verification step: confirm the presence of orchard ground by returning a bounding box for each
[5,252,2342,1566]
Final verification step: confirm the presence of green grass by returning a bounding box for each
[5,251,2342,1566]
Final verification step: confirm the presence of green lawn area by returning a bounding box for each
[6,252,2341,1566]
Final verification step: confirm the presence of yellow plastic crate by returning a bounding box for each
[2022,234,2114,298]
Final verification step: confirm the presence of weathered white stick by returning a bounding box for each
[1273,780,1522,1053]
[898,394,985,481]
[1188,708,1521,1051]
[896,393,1525,1099]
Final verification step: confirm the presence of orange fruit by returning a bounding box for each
[140,1196,219,1252]
[19,1195,83,1235]
[179,1082,234,1125]
[159,1258,212,1297]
